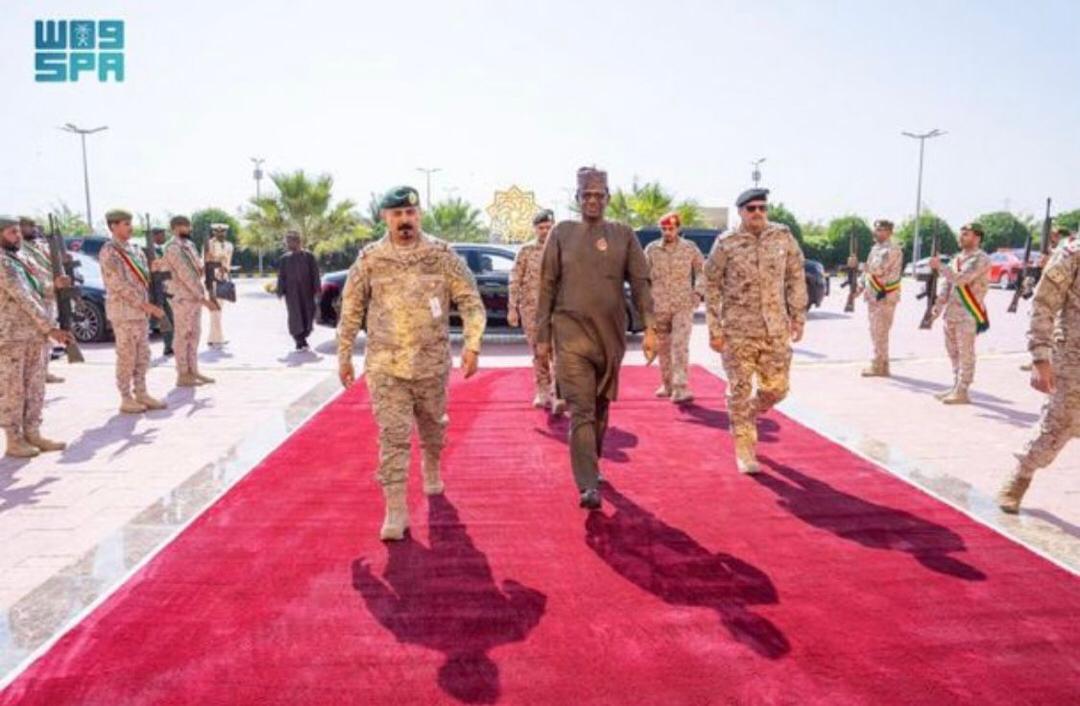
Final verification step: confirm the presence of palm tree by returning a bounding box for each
[422,197,489,242]
[579,179,705,229]
[243,170,368,257]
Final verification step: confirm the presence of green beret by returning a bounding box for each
[0,215,19,229]
[961,222,985,237]
[379,186,421,210]
[105,209,133,224]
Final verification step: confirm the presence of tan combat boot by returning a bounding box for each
[942,386,971,405]
[176,374,199,388]
[136,393,167,411]
[734,438,760,475]
[550,398,567,416]
[654,384,671,398]
[120,397,148,414]
[24,429,65,452]
[861,360,890,377]
[671,387,694,404]
[194,372,215,384]
[45,373,65,384]
[380,484,410,541]
[934,384,956,401]
[997,466,1034,514]
[531,391,549,409]
[4,430,40,458]
[421,453,445,495]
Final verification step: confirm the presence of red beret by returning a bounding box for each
[659,212,681,228]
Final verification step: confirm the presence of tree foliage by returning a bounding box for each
[974,211,1033,252]
[421,197,489,242]
[603,180,705,229]
[191,208,242,253]
[1054,208,1080,235]
[896,211,957,258]
[765,202,802,243]
[40,201,91,235]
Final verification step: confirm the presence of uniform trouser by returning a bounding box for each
[656,308,694,391]
[208,303,225,344]
[867,298,898,365]
[720,336,793,445]
[172,300,202,377]
[162,297,175,351]
[556,350,611,492]
[944,316,977,387]
[0,341,47,434]
[522,316,556,397]
[1016,364,1080,476]
[368,372,449,488]
[42,299,57,374]
[113,321,151,398]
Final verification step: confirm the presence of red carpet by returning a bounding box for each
[3,366,1079,705]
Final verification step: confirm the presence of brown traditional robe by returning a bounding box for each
[536,220,654,491]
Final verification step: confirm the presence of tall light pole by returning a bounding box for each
[416,167,442,209]
[902,129,946,265]
[60,123,108,230]
[251,157,266,275]
[751,158,766,187]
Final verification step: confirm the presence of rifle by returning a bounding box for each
[143,214,172,334]
[46,215,85,362]
[1025,198,1052,302]
[917,221,940,330]
[204,243,221,311]
[842,229,858,312]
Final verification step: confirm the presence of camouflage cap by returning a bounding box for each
[105,209,133,224]
[735,188,769,208]
[532,208,555,225]
[18,216,36,227]
[0,215,19,229]
[873,219,894,230]
[379,186,421,210]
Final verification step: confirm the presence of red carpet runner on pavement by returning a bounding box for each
[3,366,1078,705]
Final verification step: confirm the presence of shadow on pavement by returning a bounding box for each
[1023,508,1080,541]
[0,465,59,513]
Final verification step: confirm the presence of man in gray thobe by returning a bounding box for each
[536,166,657,509]
[277,231,321,351]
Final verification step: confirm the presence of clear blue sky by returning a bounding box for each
[4,0,1079,231]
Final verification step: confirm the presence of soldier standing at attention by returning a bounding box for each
[158,216,216,387]
[644,211,704,403]
[850,219,903,377]
[929,222,992,405]
[99,209,168,414]
[150,227,176,357]
[204,223,234,349]
[998,238,1080,512]
[0,215,73,456]
[535,166,657,510]
[337,186,486,541]
[508,208,564,413]
[705,188,808,475]
[18,217,65,383]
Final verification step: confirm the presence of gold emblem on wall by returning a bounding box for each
[485,185,541,243]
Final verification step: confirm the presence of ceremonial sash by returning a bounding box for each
[23,243,51,273]
[114,244,150,289]
[4,251,44,299]
[174,241,202,282]
[867,274,900,301]
[954,257,989,334]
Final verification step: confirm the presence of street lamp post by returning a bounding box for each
[902,129,946,266]
[416,167,442,209]
[251,157,266,275]
[60,123,108,230]
[751,158,766,187]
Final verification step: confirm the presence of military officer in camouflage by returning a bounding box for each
[338,186,486,541]
[18,217,65,384]
[508,208,564,413]
[705,188,808,474]
[998,238,1080,512]
[851,219,903,377]
[645,211,704,403]
[158,216,216,387]
[930,223,992,405]
[0,215,74,457]
[99,209,168,414]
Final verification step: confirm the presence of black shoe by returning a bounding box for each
[163,348,174,357]
[597,472,606,484]
[579,488,601,510]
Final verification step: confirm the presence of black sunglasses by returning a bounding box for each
[743,204,768,213]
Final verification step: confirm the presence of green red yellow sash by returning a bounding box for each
[114,244,150,289]
[867,275,900,301]
[954,257,989,333]
[5,251,44,298]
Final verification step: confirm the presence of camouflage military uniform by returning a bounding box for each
[645,237,704,398]
[337,234,486,490]
[162,237,207,380]
[509,239,557,400]
[19,239,58,379]
[932,249,991,395]
[0,248,54,437]
[860,239,903,375]
[705,223,808,461]
[999,241,1080,511]
[100,238,153,400]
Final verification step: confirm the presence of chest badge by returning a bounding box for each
[595,238,608,252]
